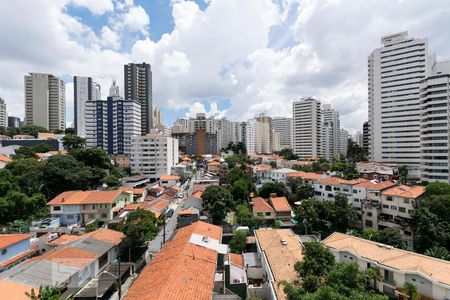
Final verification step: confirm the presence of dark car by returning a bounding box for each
[166,209,174,218]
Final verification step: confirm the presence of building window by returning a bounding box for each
[399,207,406,213]
[53,206,61,211]
[101,213,108,218]
[386,196,393,201]
[265,212,271,216]
[67,214,74,219]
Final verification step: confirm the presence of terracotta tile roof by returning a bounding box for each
[47,190,127,205]
[255,229,303,300]
[0,234,31,250]
[177,209,195,215]
[160,175,181,181]
[0,155,12,163]
[191,191,203,199]
[35,246,97,269]
[354,180,397,191]
[318,177,350,185]
[0,280,35,300]
[145,195,157,202]
[124,221,222,300]
[229,253,244,268]
[251,197,275,213]
[149,209,161,218]
[269,196,292,212]
[47,228,124,247]
[344,178,368,185]
[382,185,425,198]
[287,171,322,180]
[124,203,139,211]
[323,232,450,286]
[207,161,220,166]
[159,193,173,201]
[148,200,170,212]
[193,183,218,193]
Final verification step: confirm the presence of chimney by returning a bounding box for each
[270,193,277,198]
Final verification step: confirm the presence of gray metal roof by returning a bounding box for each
[0,260,78,287]
[243,252,262,268]
[71,237,112,255]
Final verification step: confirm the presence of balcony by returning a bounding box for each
[383,277,396,286]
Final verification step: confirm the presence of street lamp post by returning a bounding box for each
[112,258,122,299]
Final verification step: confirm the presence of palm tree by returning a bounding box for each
[403,282,419,300]
[365,266,382,290]
[25,285,64,300]
[398,165,408,184]
[424,246,450,261]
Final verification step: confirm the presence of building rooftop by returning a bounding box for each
[123,221,222,300]
[323,232,450,287]
[160,175,181,181]
[0,155,12,163]
[251,197,275,213]
[382,185,425,198]
[229,253,244,268]
[269,196,292,212]
[0,234,31,250]
[287,171,322,180]
[47,190,128,205]
[353,180,397,191]
[47,228,125,247]
[254,229,303,300]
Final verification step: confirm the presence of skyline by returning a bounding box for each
[1,1,450,133]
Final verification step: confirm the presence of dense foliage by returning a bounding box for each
[346,138,367,164]
[281,242,388,300]
[201,185,234,224]
[229,230,247,253]
[279,148,299,160]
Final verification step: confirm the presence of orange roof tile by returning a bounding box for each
[0,280,35,300]
[0,234,31,250]
[269,196,292,212]
[160,175,181,181]
[354,180,397,191]
[124,221,222,300]
[229,253,244,268]
[252,197,275,213]
[47,190,126,205]
[148,200,170,212]
[192,191,203,198]
[323,232,450,286]
[177,209,194,215]
[208,161,220,166]
[318,177,350,185]
[148,209,161,218]
[287,171,322,180]
[0,248,38,268]
[124,203,139,211]
[382,185,425,198]
[38,246,97,268]
[0,155,12,163]
[47,228,124,247]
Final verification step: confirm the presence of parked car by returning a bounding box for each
[166,209,174,218]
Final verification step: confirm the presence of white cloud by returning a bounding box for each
[115,5,150,35]
[185,102,226,118]
[100,26,121,50]
[160,51,191,77]
[69,0,114,15]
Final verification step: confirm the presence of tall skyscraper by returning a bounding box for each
[0,98,6,129]
[322,104,340,156]
[292,98,322,159]
[368,32,431,179]
[85,91,141,154]
[153,106,163,127]
[124,63,152,134]
[272,117,292,149]
[24,73,65,131]
[338,129,349,156]
[420,61,450,184]
[74,76,101,137]
[256,112,273,149]
[363,121,370,155]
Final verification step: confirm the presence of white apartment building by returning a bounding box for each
[324,232,450,300]
[272,117,292,149]
[189,113,216,133]
[152,106,163,127]
[321,121,334,161]
[322,104,340,155]
[338,128,349,156]
[85,95,141,154]
[24,73,65,131]
[216,118,240,150]
[254,121,271,154]
[368,32,432,179]
[292,98,322,159]
[241,120,256,154]
[74,76,101,137]
[420,61,450,184]
[0,98,6,129]
[131,130,179,180]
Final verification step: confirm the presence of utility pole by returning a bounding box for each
[163,216,166,244]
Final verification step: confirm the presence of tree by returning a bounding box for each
[225,154,249,168]
[202,185,234,224]
[346,138,366,163]
[296,185,314,201]
[104,174,121,188]
[7,220,29,233]
[13,147,38,159]
[120,210,159,261]
[398,165,408,183]
[25,284,64,300]
[85,220,99,233]
[424,246,450,261]
[64,127,75,134]
[413,207,450,252]
[235,204,263,229]
[403,282,419,300]
[279,148,299,160]
[333,193,358,232]
[258,182,290,199]
[295,241,335,278]
[20,125,49,137]
[378,228,405,249]
[32,144,53,153]
[62,134,85,151]
[70,147,112,169]
[365,266,382,290]
[229,179,251,202]
[359,228,379,241]
[41,155,92,198]
[229,230,247,253]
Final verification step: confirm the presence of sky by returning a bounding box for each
[1,0,450,134]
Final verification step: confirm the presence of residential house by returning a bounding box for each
[323,232,450,300]
[123,221,228,300]
[0,155,11,169]
[0,228,124,299]
[224,253,247,299]
[48,190,134,226]
[268,194,294,227]
[379,185,425,248]
[314,177,350,201]
[0,234,37,272]
[258,168,296,185]
[286,171,324,186]
[207,161,221,173]
[251,197,276,221]
[183,191,204,211]
[252,229,304,300]
[356,161,397,181]
[177,207,200,228]
[159,175,180,188]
